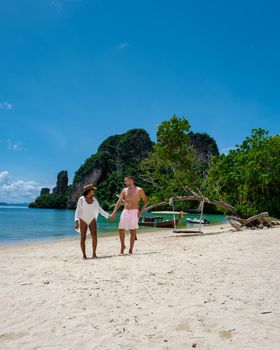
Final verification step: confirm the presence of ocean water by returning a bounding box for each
[0,206,118,245]
[0,206,227,245]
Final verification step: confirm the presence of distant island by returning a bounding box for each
[0,202,29,207]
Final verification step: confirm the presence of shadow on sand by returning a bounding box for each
[95,251,160,259]
[165,231,222,238]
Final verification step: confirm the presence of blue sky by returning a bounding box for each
[1,0,280,202]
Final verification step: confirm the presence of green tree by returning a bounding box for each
[206,129,280,218]
[140,115,203,210]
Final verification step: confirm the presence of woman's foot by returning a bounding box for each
[82,255,87,260]
[92,254,98,259]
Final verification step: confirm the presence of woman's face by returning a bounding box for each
[85,189,94,199]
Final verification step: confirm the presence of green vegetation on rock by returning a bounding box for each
[29,193,68,209]
[69,129,154,208]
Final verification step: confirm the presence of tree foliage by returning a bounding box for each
[140,115,212,210]
[206,129,280,218]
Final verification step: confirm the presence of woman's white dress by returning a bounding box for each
[74,196,109,234]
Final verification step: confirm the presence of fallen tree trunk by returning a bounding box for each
[227,212,280,231]
[228,212,270,226]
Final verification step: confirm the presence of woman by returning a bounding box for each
[75,184,110,259]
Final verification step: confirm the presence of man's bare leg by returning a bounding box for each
[129,229,137,254]
[79,219,88,259]
[89,219,97,258]
[119,229,126,254]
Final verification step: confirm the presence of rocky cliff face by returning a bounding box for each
[53,171,68,195]
[67,167,103,208]
[40,188,50,196]
[67,129,154,208]
[189,132,219,163]
[29,170,69,209]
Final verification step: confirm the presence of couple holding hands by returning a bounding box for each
[74,176,148,259]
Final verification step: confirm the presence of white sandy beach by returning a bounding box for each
[1,224,280,350]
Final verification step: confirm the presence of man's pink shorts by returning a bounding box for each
[119,209,139,231]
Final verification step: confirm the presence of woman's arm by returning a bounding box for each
[98,205,110,219]
[74,197,82,224]
[95,199,110,219]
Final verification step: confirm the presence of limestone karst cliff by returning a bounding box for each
[67,129,154,208]
[31,128,219,210]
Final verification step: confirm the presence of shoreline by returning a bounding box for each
[0,222,225,250]
[0,226,158,249]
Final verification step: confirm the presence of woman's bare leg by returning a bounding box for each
[79,219,88,259]
[89,219,97,258]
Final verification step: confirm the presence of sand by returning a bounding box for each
[1,224,280,350]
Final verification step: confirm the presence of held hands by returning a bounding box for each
[138,211,142,219]
[109,213,116,221]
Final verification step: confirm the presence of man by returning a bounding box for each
[110,176,148,255]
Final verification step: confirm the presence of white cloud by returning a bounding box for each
[0,102,13,110]
[0,171,49,203]
[117,42,129,51]
[0,171,9,184]
[6,139,23,151]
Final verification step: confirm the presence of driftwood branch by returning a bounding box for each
[227,212,280,231]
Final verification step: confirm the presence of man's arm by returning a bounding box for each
[138,188,149,218]
[110,190,125,219]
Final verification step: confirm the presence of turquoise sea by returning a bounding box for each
[0,206,227,245]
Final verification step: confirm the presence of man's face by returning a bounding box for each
[124,177,133,186]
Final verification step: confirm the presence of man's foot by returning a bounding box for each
[129,248,133,255]
[120,245,126,255]
[82,256,87,260]
[92,254,98,259]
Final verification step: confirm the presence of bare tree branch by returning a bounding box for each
[146,195,235,213]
